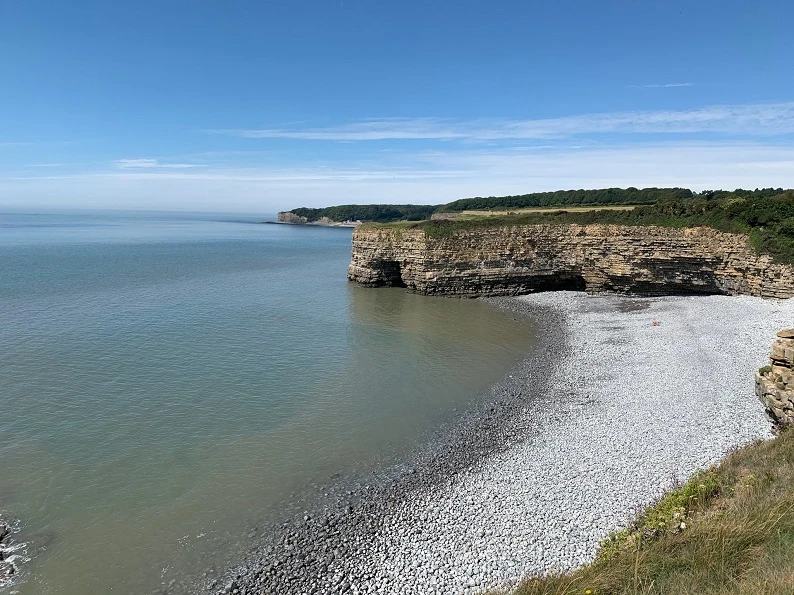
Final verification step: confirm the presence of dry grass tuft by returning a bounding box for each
[502,426,794,595]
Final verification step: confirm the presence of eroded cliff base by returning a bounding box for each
[348,224,794,299]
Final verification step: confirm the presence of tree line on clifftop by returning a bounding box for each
[287,188,698,222]
[434,187,697,211]
[288,204,437,223]
[286,187,789,223]
[285,187,794,264]
[414,189,794,265]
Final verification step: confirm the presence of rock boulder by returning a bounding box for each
[756,335,794,426]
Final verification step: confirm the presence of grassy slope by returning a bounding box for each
[503,426,794,595]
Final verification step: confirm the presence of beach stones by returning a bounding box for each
[208,294,792,595]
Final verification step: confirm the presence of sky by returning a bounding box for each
[1,0,793,212]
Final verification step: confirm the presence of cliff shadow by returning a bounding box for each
[375,259,406,288]
[526,272,587,293]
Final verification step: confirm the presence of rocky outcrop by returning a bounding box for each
[756,330,794,426]
[0,518,15,583]
[277,211,309,224]
[277,212,360,226]
[348,224,794,299]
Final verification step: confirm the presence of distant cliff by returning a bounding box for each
[347,224,794,299]
[278,211,309,224]
[276,212,360,227]
[279,204,437,224]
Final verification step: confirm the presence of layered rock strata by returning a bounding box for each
[756,329,794,425]
[277,211,309,224]
[348,224,794,299]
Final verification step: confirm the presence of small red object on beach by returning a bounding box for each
[651,321,661,326]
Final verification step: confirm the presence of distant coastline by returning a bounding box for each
[270,211,361,227]
[265,219,360,227]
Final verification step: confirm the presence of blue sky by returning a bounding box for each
[1,0,793,212]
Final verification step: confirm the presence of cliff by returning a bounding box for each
[347,224,794,299]
[756,330,794,426]
[276,212,359,227]
[277,212,309,224]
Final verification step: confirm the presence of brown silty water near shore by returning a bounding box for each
[0,213,540,595]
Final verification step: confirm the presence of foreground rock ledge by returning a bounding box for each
[756,328,794,425]
[348,224,794,298]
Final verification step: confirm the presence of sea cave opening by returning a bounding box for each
[525,272,587,293]
[379,260,406,288]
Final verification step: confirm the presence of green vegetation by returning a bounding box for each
[284,188,791,224]
[287,204,437,223]
[435,187,696,212]
[503,426,794,595]
[759,365,773,375]
[396,190,794,264]
[284,188,794,225]
[596,470,723,562]
[452,205,639,218]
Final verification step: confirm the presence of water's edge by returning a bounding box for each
[0,518,28,589]
[200,297,568,595]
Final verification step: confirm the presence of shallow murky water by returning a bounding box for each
[0,211,537,594]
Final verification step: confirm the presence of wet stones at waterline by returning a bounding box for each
[0,519,15,581]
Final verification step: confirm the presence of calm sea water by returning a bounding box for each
[0,211,538,594]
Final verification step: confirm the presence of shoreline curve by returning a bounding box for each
[205,292,789,595]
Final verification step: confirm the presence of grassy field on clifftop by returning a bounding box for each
[397,191,794,265]
[504,426,794,595]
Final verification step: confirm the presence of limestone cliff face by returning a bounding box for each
[348,224,794,299]
[277,211,309,224]
[756,330,794,426]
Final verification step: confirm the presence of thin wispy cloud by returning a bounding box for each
[13,167,466,183]
[211,101,794,142]
[627,82,694,88]
[7,141,794,213]
[114,158,204,169]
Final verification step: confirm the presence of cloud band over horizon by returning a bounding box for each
[209,102,794,142]
[3,100,794,211]
[4,139,794,211]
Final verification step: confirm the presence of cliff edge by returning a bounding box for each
[348,223,794,299]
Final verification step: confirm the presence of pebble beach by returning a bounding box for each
[216,292,792,595]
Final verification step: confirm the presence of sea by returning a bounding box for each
[0,210,538,594]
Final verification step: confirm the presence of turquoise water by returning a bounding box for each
[0,211,538,594]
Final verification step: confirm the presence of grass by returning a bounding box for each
[368,192,794,265]
[383,211,685,239]
[454,205,639,218]
[497,426,794,595]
